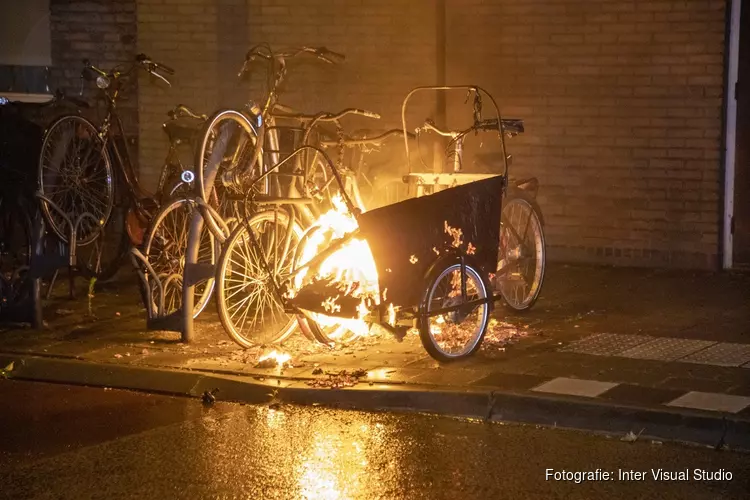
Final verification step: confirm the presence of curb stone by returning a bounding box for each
[1,353,749,451]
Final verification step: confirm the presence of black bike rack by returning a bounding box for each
[0,209,43,328]
[129,197,229,341]
[129,247,185,332]
[1,193,100,329]
[181,197,230,343]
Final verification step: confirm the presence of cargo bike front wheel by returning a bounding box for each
[418,256,493,362]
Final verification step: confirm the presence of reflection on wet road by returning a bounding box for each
[0,380,747,499]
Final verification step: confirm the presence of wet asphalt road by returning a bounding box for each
[0,379,747,500]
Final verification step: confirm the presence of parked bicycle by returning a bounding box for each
[139,45,393,324]
[36,53,181,281]
[403,86,546,311]
[213,86,543,362]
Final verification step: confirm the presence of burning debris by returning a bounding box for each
[255,350,292,368]
[292,276,378,320]
[322,296,342,315]
[409,255,418,264]
[386,304,399,327]
[291,194,381,340]
[444,221,464,248]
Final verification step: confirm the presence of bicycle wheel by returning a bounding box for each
[142,198,218,318]
[418,257,491,361]
[196,109,261,203]
[38,115,114,245]
[215,209,303,348]
[496,194,546,311]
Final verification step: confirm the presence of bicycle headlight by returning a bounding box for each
[96,75,110,89]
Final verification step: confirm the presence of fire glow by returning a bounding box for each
[294,195,383,339]
[258,349,292,367]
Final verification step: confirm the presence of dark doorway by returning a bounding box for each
[734,0,750,265]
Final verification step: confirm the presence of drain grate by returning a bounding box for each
[618,337,716,362]
[560,333,654,356]
[680,342,750,367]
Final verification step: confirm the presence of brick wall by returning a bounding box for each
[136,0,221,190]
[131,0,728,269]
[245,0,437,125]
[445,0,727,269]
[49,0,138,137]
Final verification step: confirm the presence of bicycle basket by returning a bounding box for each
[357,175,504,308]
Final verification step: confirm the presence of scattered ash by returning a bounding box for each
[306,368,369,389]
[481,319,534,354]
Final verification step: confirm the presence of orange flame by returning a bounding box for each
[294,194,381,340]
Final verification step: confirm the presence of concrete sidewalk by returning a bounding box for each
[1,263,749,448]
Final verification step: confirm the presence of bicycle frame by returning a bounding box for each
[235,145,359,302]
[96,101,143,208]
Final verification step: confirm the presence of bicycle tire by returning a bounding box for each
[195,109,261,203]
[496,193,546,311]
[418,256,492,362]
[215,209,303,348]
[141,197,218,319]
[38,114,114,245]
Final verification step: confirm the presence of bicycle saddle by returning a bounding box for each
[163,117,203,143]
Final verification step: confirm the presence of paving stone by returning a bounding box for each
[680,342,750,367]
[409,369,488,387]
[666,391,750,414]
[657,376,743,394]
[532,377,618,398]
[599,384,684,407]
[470,372,548,391]
[618,338,716,362]
[560,333,654,356]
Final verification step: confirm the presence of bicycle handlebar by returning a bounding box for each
[239,45,344,78]
[319,128,417,148]
[167,104,207,120]
[283,107,381,123]
[136,53,175,75]
[417,119,457,137]
[81,54,174,88]
[344,108,380,120]
[417,117,525,138]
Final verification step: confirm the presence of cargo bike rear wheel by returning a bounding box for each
[417,255,493,362]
